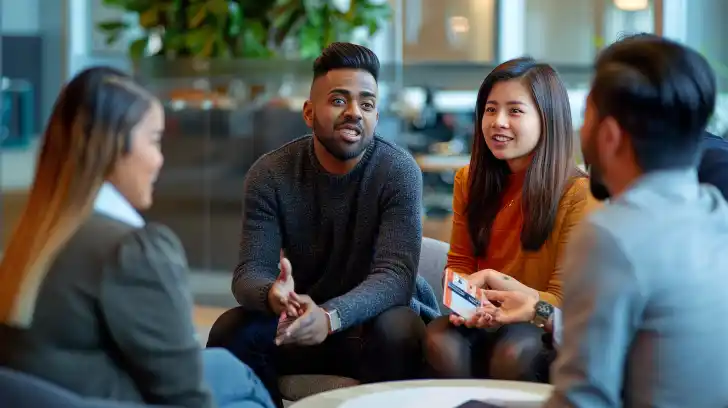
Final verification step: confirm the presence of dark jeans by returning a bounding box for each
[208,306,426,407]
[424,316,551,382]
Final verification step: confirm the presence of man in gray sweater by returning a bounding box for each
[213,42,425,407]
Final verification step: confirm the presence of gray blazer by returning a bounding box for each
[0,213,213,408]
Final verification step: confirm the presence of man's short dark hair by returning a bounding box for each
[591,34,716,171]
[312,42,380,82]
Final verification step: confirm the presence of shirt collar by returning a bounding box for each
[625,168,700,201]
[93,182,145,227]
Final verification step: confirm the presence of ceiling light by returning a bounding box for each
[614,0,649,11]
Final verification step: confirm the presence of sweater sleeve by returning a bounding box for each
[321,156,423,330]
[445,166,478,277]
[232,160,282,313]
[538,178,601,306]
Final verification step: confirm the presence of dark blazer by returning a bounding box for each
[699,131,728,199]
[0,213,213,408]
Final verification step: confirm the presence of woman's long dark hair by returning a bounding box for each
[467,57,584,257]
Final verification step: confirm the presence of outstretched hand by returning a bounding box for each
[267,250,301,317]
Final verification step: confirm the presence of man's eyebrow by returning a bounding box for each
[328,89,377,98]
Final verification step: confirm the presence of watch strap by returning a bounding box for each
[325,309,342,334]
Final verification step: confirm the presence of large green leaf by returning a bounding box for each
[97,20,129,46]
[187,3,208,28]
[299,23,323,58]
[240,21,273,57]
[303,0,323,26]
[270,3,298,29]
[186,28,213,51]
[208,0,230,16]
[97,20,129,32]
[102,0,155,13]
[139,7,160,28]
[128,37,148,59]
[163,28,188,52]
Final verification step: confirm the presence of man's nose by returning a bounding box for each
[344,103,363,121]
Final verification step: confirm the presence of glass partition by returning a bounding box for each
[524,0,602,65]
[523,0,655,65]
[401,0,497,63]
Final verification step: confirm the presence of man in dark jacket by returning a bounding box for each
[698,131,728,198]
[589,131,728,200]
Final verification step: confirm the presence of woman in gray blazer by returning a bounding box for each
[0,67,274,408]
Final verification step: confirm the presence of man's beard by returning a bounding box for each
[313,116,372,161]
[588,165,612,201]
[582,136,611,201]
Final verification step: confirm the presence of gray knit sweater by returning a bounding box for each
[233,135,423,330]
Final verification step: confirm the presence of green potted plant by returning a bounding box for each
[269,0,392,58]
[97,0,273,58]
[97,0,392,59]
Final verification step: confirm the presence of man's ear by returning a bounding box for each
[302,100,314,128]
[599,116,624,158]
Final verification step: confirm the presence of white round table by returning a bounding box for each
[289,379,553,408]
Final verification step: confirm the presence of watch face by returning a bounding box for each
[535,300,554,318]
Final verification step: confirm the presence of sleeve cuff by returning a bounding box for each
[321,298,350,331]
[234,279,276,314]
[537,291,561,307]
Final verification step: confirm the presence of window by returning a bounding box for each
[522,0,654,65]
[401,0,497,63]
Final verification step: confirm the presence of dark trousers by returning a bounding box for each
[424,316,551,382]
[208,306,426,407]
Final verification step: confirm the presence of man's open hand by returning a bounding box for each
[267,250,300,317]
[275,294,329,346]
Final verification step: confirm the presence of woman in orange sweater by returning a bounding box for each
[424,57,598,381]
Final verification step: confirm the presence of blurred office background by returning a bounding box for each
[1,0,727,308]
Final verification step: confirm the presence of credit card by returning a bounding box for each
[442,268,488,320]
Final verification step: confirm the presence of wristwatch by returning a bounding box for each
[531,300,555,328]
[325,309,342,334]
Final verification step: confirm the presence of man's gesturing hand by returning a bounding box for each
[267,250,300,317]
[275,295,329,346]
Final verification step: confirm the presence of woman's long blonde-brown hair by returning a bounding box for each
[0,67,153,327]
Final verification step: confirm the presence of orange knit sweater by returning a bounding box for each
[446,166,599,306]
